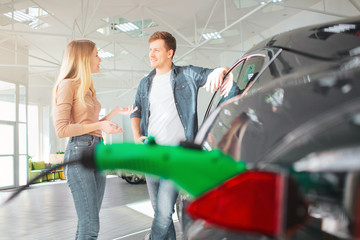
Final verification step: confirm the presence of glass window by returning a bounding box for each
[28,105,39,162]
[19,85,26,122]
[0,156,14,187]
[0,81,16,121]
[19,155,27,186]
[18,123,27,155]
[204,55,266,120]
[235,56,264,91]
[0,124,14,155]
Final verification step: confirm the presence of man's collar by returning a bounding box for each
[148,63,177,79]
[171,63,178,75]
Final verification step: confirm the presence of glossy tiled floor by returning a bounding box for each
[0,176,182,240]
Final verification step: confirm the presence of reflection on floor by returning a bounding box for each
[0,176,182,240]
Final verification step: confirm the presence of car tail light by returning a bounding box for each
[187,170,308,237]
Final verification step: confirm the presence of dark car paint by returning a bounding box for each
[179,16,360,240]
[199,59,360,164]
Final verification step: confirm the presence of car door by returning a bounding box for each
[203,48,280,121]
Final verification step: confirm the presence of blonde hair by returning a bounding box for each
[53,39,96,107]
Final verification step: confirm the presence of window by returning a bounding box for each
[28,105,39,162]
[0,81,16,121]
[0,80,28,189]
[203,55,266,121]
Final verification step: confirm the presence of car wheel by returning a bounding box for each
[124,174,144,184]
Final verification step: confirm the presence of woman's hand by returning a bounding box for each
[100,121,124,134]
[115,105,138,115]
[101,106,138,122]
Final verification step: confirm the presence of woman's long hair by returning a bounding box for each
[53,40,96,108]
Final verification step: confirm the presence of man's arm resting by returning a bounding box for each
[131,117,146,143]
[203,67,233,97]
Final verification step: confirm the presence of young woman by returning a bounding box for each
[53,40,134,239]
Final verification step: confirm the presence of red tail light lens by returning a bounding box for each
[187,171,286,236]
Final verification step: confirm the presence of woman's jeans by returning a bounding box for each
[64,134,106,240]
[146,175,179,240]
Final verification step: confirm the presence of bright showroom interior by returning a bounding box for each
[0,0,359,192]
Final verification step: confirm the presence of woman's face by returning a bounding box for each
[90,46,101,74]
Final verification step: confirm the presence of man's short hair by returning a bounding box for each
[149,31,176,58]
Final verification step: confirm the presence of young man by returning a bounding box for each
[130,31,232,240]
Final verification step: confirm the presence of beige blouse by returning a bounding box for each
[54,80,102,138]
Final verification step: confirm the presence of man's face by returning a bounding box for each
[149,39,173,69]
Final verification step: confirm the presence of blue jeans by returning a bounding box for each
[146,175,179,240]
[64,134,106,240]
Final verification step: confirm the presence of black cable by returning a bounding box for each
[3,158,81,205]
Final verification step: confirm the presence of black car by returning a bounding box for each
[177,16,360,240]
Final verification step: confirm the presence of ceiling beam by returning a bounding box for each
[81,0,89,36]
[198,0,220,44]
[175,0,272,63]
[83,0,102,36]
[242,20,266,41]
[30,0,75,33]
[145,6,194,46]
[114,42,150,68]
[223,0,228,28]
[0,45,59,66]
[0,29,73,38]
[19,36,60,64]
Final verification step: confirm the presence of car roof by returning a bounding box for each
[246,16,360,60]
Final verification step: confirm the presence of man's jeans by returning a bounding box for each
[64,134,106,240]
[146,175,179,240]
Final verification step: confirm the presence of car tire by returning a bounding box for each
[123,174,144,184]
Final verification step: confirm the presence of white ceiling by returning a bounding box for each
[0,0,359,107]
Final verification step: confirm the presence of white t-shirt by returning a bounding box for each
[148,71,186,146]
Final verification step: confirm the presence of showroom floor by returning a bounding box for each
[0,176,182,240]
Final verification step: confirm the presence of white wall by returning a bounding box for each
[0,39,28,85]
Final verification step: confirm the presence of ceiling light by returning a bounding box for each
[115,22,139,32]
[4,7,49,22]
[202,32,222,40]
[98,18,158,38]
[97,28,105,34]
[27,7,49,18]
[3,7,50,30]
[4,11,33,22]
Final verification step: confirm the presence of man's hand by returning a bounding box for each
[220,71,233,97]
[135,136,148,144]
[203,67,233,97]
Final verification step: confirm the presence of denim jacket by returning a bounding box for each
[130,63,213,142]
